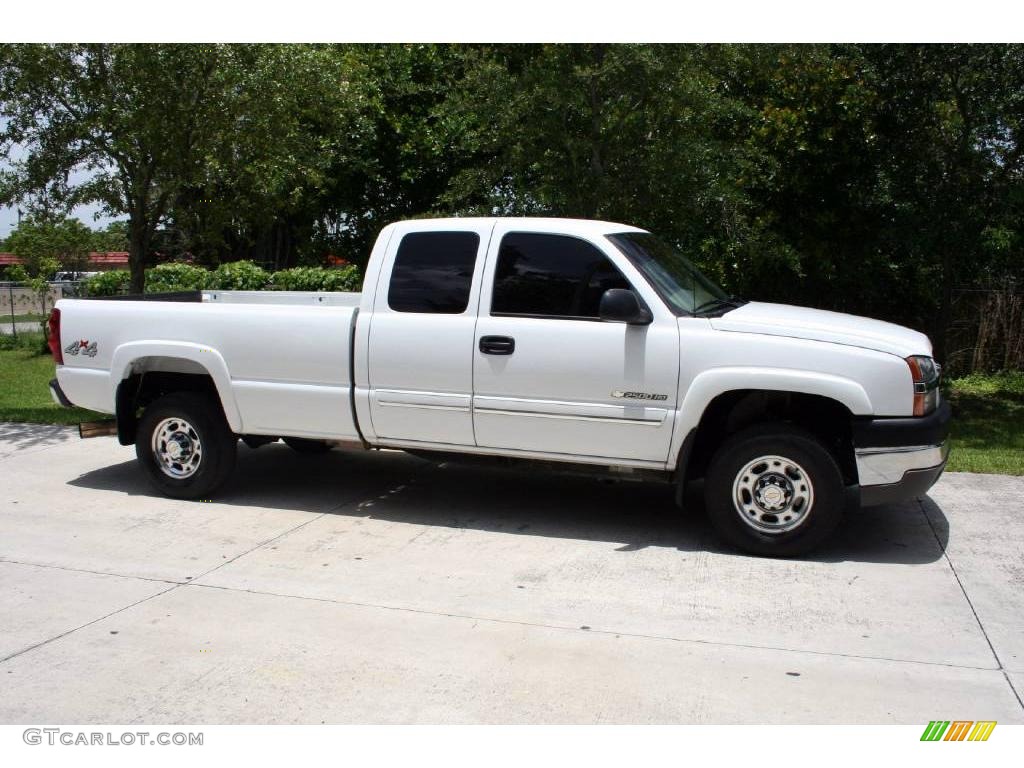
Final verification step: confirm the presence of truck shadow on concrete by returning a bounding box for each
[68,442,948,566]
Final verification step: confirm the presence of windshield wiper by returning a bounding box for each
[692,296,747,316]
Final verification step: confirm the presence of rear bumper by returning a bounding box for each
[49,377,74,408]
[853,400,952,507]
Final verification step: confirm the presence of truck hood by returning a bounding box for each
[709,301,932,358]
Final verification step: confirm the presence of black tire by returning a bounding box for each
[135,392,237,499]
[704,423,845,557]
[282,437,333,454]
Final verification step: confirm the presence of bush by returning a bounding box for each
[0,330,46,352]
[270,265,362,292]
[144,262,210,293]
[208,260,270,291]
[81,261,362,296]
[85,270,131,296]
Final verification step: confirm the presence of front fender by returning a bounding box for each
[669,366,872,467]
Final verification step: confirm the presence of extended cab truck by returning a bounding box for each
[47,218,951,556]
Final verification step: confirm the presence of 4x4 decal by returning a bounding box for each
[64,339,98,358]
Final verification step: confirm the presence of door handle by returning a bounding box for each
[479,335,515,355]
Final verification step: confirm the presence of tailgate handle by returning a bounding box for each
[479,335,515,355]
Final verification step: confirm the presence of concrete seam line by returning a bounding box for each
[190,476,418,582]
[184,580,1003,674]
[0,557,183,586]
[0,582,180,665]
[919,498,1024,712]
[0,477,415,668]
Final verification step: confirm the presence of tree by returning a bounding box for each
[4,216,91,337]
[163,44,361,270]
[0,44,243,292]
[90,221,129,253]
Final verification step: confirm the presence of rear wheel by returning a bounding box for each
[136,392,237,499]
[704,423,844,557]
[282,437,333,454]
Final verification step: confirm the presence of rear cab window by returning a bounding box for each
[388,231,480,314]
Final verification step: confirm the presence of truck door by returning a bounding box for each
[472,224,680,464]
[365,221,492,446]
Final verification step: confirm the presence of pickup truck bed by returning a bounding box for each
[56,290,362,441]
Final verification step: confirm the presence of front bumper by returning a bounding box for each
[853,399,951,507]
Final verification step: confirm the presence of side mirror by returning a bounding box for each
[599,288,653,325]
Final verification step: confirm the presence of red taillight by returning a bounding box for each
[47,308,63,364]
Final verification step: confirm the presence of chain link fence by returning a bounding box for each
[1,281,87,338]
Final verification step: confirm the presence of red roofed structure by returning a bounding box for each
[0,251,129,270]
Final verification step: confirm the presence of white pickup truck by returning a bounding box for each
[47,217,950,556]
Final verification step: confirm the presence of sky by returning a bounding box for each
[0,115,121,243]
[0,197,118,242]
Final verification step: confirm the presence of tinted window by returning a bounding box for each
[388,231,480,314]
[491,233,631,319]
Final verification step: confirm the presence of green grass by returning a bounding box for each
[0,336,1022,474]
[2,313,46,324]
[0,336,105,425]
[945,372,1024,475]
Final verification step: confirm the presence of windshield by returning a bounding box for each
[607,232,728,316]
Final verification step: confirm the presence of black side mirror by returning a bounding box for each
[599,288,653,325]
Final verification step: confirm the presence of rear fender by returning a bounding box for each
[109,341,242,432]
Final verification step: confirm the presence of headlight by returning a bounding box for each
[906,355,940,416]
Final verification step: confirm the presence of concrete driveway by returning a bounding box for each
[1,421,1022,724]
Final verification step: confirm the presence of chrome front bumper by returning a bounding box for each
[855,442,949,507]
[855,443,949,486]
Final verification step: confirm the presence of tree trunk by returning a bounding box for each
[128,218,148,294]
[933,247,954,365]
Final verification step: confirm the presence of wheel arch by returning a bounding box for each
[110,342,242,442]
[672,368,869,487]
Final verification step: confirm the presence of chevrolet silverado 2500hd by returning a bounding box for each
[47,217,950,556]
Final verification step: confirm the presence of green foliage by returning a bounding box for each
[947,371,1024,397]
[90,221,130,252]
[4,217,92,276]
[947,373,1024,475]
[270,265,361,292]
[144,263,210,293]
[84,271,131,297]
[1,217,74,330]
[0,346,105,424]
[3,44,1024,369]
[207,260,270,291]
[83,262,363,295]
[0,330,46,352]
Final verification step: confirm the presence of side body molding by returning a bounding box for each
[109,341,243,433]
[669,366,873,468]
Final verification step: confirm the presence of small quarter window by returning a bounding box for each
[388,231,480,314]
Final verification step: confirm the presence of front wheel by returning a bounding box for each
[136,392,237,499]
[704,423,845,557]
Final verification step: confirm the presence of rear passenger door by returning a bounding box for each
[366,223,491,446]
[472,226,681,464]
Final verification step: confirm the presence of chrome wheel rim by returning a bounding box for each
[152,417,203,479]
[732,454,813,534]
